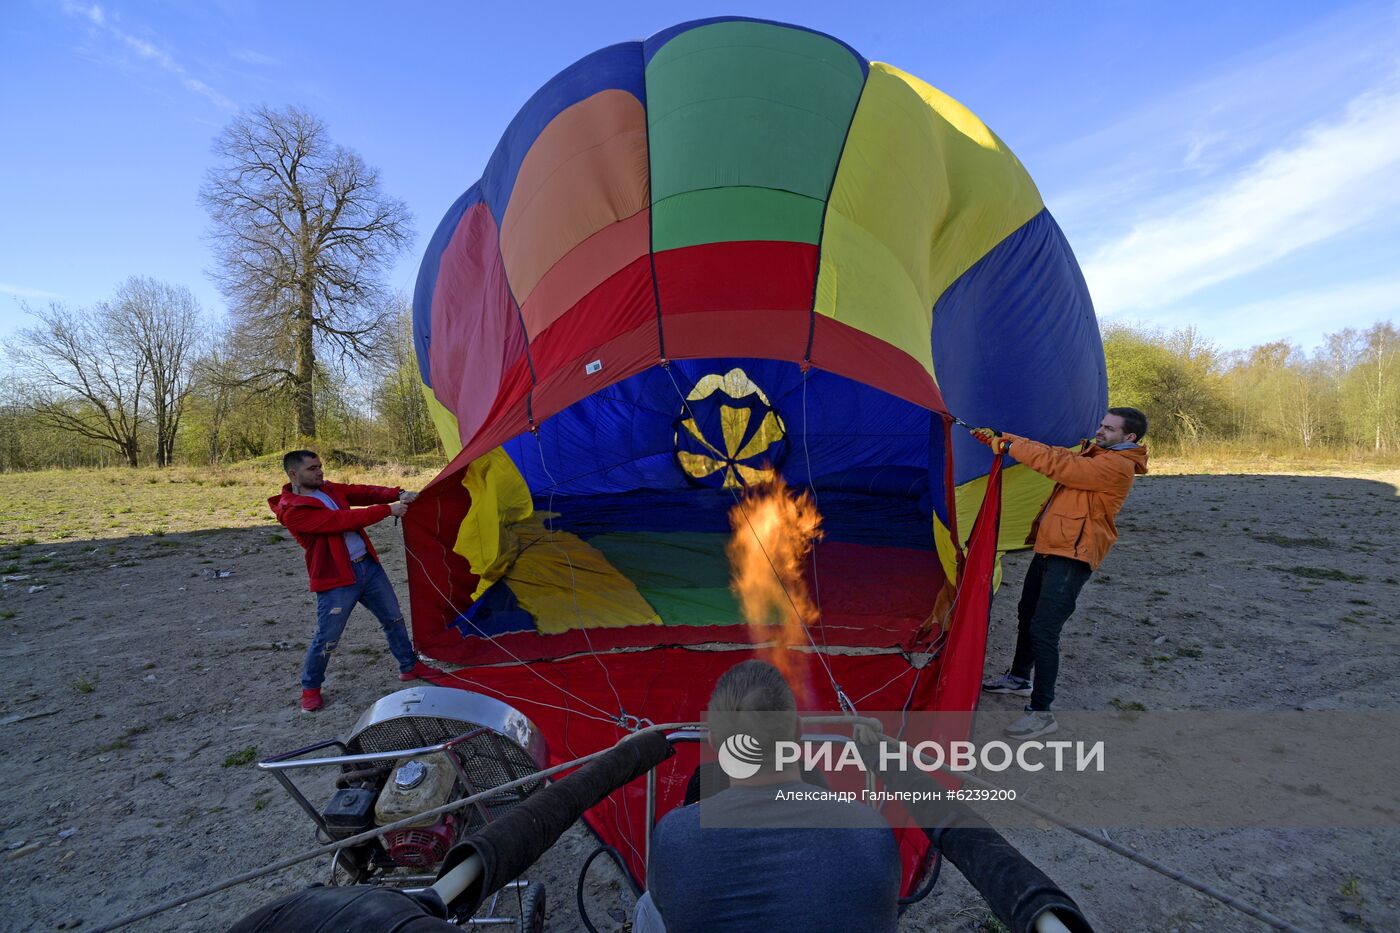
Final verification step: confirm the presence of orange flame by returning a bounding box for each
[726,476,824,702]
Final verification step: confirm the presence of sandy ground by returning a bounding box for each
[1,466,1398,931]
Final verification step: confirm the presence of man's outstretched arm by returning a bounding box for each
[280,502,395,535]
[999,433,1133,493]
[334,483,403,507]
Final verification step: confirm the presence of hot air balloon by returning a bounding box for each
[405,15,1106,894]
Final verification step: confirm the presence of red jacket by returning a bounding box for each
[268,481,402,592]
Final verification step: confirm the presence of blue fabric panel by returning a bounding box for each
[806,466,928,499]
[481,42,646,226]
[505,366,688,495]
[412,184,483,388]
[930,208,1107,488]
[450,580,535,639]
[772,369,932,487]
[542,489,934,550]
[642,16,868,76]
[505,359,930,497]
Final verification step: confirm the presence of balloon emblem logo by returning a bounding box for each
[676,368,787,488]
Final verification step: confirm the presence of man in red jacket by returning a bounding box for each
[269,450,436,712]
[972,408,1149,739]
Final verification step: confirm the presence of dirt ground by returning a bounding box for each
[1,463,1397,931]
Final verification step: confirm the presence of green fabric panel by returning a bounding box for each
[588,532,742,628]
[652,187,824,251]
[645,20,865,214]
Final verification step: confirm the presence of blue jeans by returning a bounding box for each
[301,560,417,689]
[1010,554,1093,711]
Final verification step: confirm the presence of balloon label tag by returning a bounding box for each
[585,359,603,375]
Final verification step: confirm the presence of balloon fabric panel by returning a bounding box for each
[524,255,656,382]
[644,19,864,206]
[651,187,825,251]
[419,381,462,458]
[429,199,528,449]
[413,185,479,388]
[498,89,650,307]
[931,209,1106,475]
[815,63,1044,376]
[520,210,651,339]
[480,43,647,226]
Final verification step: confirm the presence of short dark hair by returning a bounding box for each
[707,659,797,768]
[1108,407,1148,441]
[282,449,318,473]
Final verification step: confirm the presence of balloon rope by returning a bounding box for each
[801,369,831,659]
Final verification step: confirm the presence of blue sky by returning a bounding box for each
[2,0,1397,353]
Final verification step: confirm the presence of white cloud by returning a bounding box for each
[0,282,65,300]
[1044,3,1400,238]
[1083,81,1400,316]
[1154,276,1400,350]
[59,1,237,111]
[230,48,280,68]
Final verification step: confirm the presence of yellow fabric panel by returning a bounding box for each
[421,382,463,459]
[932,463,1054,586]
[999,466,1055,552]
[453,448,535,599]
[503,516,662,635]
[814,62,1043,372]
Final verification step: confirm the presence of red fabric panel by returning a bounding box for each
[931,450,1004,713]
[403,476,480,662]
[429,202,529,446]
[942,414,964,568]
[528,255,657,381]
[658,307,810,365]
[428,648,933,893]
[654,240,816,317]
[810,314,943,411]
[520,209,652,338]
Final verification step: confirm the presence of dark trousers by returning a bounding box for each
[1010,554,1092,711]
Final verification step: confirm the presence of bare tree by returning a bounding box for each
[373,299,438,459]
[1356,322,1399,452]
[200,104,413,438]
[109,277,202,466]
[6,303,148,466]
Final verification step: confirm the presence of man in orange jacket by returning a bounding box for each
[269,450,437,712]
[972,408,1149,739]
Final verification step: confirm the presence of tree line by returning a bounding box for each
[1103,321,1398,456]
[2,103,1396,470]
[3,105,435,471]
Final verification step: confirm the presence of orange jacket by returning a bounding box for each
[1000,434,1149,570]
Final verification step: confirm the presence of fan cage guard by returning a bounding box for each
[344,688,549,836]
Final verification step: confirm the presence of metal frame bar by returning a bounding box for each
[257,728,492,845]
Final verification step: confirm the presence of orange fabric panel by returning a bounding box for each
[519,208,651,338]
[499,90,650,305]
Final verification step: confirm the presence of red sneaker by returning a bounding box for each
[300,688,323,713]
[398,661,440,682]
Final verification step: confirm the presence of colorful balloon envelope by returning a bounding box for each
[407,16,1106,891]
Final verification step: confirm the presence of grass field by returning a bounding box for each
[3,449,1396,547]
[0,462,444,546]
